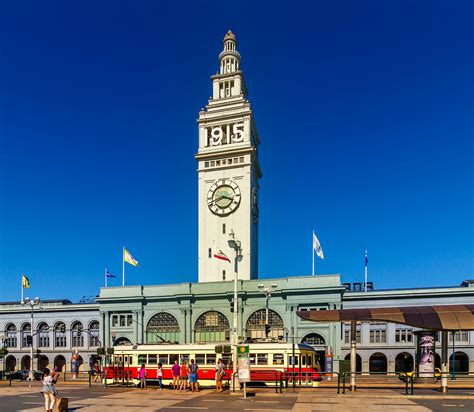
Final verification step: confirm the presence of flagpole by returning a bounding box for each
[312,231,315,276]
[105,268,108,288]
[122,246,125,287]
[21,277,24,304]
[364,250,368,292]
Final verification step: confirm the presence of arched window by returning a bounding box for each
[194,311,229,343]
[344,353,362,372]
[369,352,387,373]
[21,323,31,348]
[302,333,326,345]
[395,352,414,373]
[113,336,132,346]
[89,321,100,347]
[146,313,180,344]
[37,323,50,348]
[245,309,284,340]
[450,351,469,373]
[54,322,66,347]
[71,321,84,347]
[5,324,17,348]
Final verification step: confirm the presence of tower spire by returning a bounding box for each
[219,30,240,75]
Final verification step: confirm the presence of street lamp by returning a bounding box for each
[257,283,278,339]
[228,230,243,383]
[23,297,41,381]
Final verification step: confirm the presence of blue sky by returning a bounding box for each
[0,1,472,302]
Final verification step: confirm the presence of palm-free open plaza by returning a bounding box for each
[1,2,472,412]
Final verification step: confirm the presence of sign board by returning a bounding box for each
[237,345,250,383]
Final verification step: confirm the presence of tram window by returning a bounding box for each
[148,354,157,365]
[207,354,216,365]
[257,354,268,365]
[160,354,169,365]
[301,356,306,366]
[180,354,190,363]
[249,353,256,365]
[138,354,146,365]
[196,354,206,365]
[170,354,179,364]
[124,356,129,364]
[288,355,298,365]
[273,354,284,365]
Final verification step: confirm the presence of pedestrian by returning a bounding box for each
[139,364,147,389]
[40,368,57,412]
[157,362,163,390]
[93,363,101,383]
[215,358,225,392]
[172,359,180,390]
[188,359,199,392]
[179,360,188,392]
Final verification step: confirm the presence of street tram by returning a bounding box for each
[106,342,321,386]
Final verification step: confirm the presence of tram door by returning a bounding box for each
[112,355,126,383]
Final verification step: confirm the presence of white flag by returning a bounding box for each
[313,231,324,260]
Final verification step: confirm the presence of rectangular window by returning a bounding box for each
[273,354,284,365]
[205,161,209,168]
[180,354,190,363]
[112,316,118,327]
[222,224,226,234]
[170,354,179,364]
[209,248,212,258]
[148,355,157,365]
[159,354,169,365]
[210,161,215,167]
[257,353,268,365]
[249,353,256,365]
[288,355,298,366]
[344,323,361,344]
[216,160,221,166]
[228,158,232,165]
[239,157,244,163]
[222,270,226,281]
[138,354,146,365]
[120,316,125,327]
[206,354,216,365]
[127,315,133,326]
[195,354,206,365]
[369,322,387,343]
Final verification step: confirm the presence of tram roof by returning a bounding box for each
[112,342,316,351]
[297,304,474,331]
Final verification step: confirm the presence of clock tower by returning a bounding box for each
[196,31,262,283]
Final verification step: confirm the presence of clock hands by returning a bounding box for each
[208,194,234,206]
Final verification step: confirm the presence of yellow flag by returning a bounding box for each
[123,248,139,267]
[22,274,30,288]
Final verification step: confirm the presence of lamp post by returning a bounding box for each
[257,283,278,339]
[23,297,41,381]
[228,230,243,384]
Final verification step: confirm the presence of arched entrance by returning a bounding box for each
[146,312,180,343]
[38,355,49,370]
[113,337,132,346]
[369,352,387,373]
[245,309,284,340]
[5,355,16,371]
[434,352,441,369]
[450,352,469,373]
[21,355,31,371]
[344,353,362,373]
[54,355,66,372]
[395,352,414,373]
[302,333,325,345]
[194,311,230,343]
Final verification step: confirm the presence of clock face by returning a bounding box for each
[208,179,241,216]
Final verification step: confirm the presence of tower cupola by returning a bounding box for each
[219,30,240,74]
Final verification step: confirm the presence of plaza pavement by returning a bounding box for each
[2,382,474,411]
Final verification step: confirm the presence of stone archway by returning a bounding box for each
[146,312,180,343]
[5,355,16,371]
[344,353,362,372]
[302,333,326,345]
[395,352,414,373]
[21,355,31,371]
[245,309,284,340]
[194,311,230,343]
[54,355,66,372]
[450,352,469,373]
[38,355,49,370]
[369,352,387,373]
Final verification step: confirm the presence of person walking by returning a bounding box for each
[188,359,199,392]
[215,358,225,392]
[157,362,164,390]
[179,360,188,392]
[172,359,180,390]
[40,368,57,412]
[139,364,147,389]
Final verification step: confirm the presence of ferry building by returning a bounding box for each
[1,32,473,375]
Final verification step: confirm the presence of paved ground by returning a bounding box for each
[2,383,474,411]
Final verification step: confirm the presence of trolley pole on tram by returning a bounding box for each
[228,230,243,387]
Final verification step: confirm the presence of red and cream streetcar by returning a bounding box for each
[106,342,321,386]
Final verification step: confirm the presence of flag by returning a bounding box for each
[123,248,139,267]
[106,270,117,278]
[214,250,231,263]
[22,274,30,288]
[313,231,324,260]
